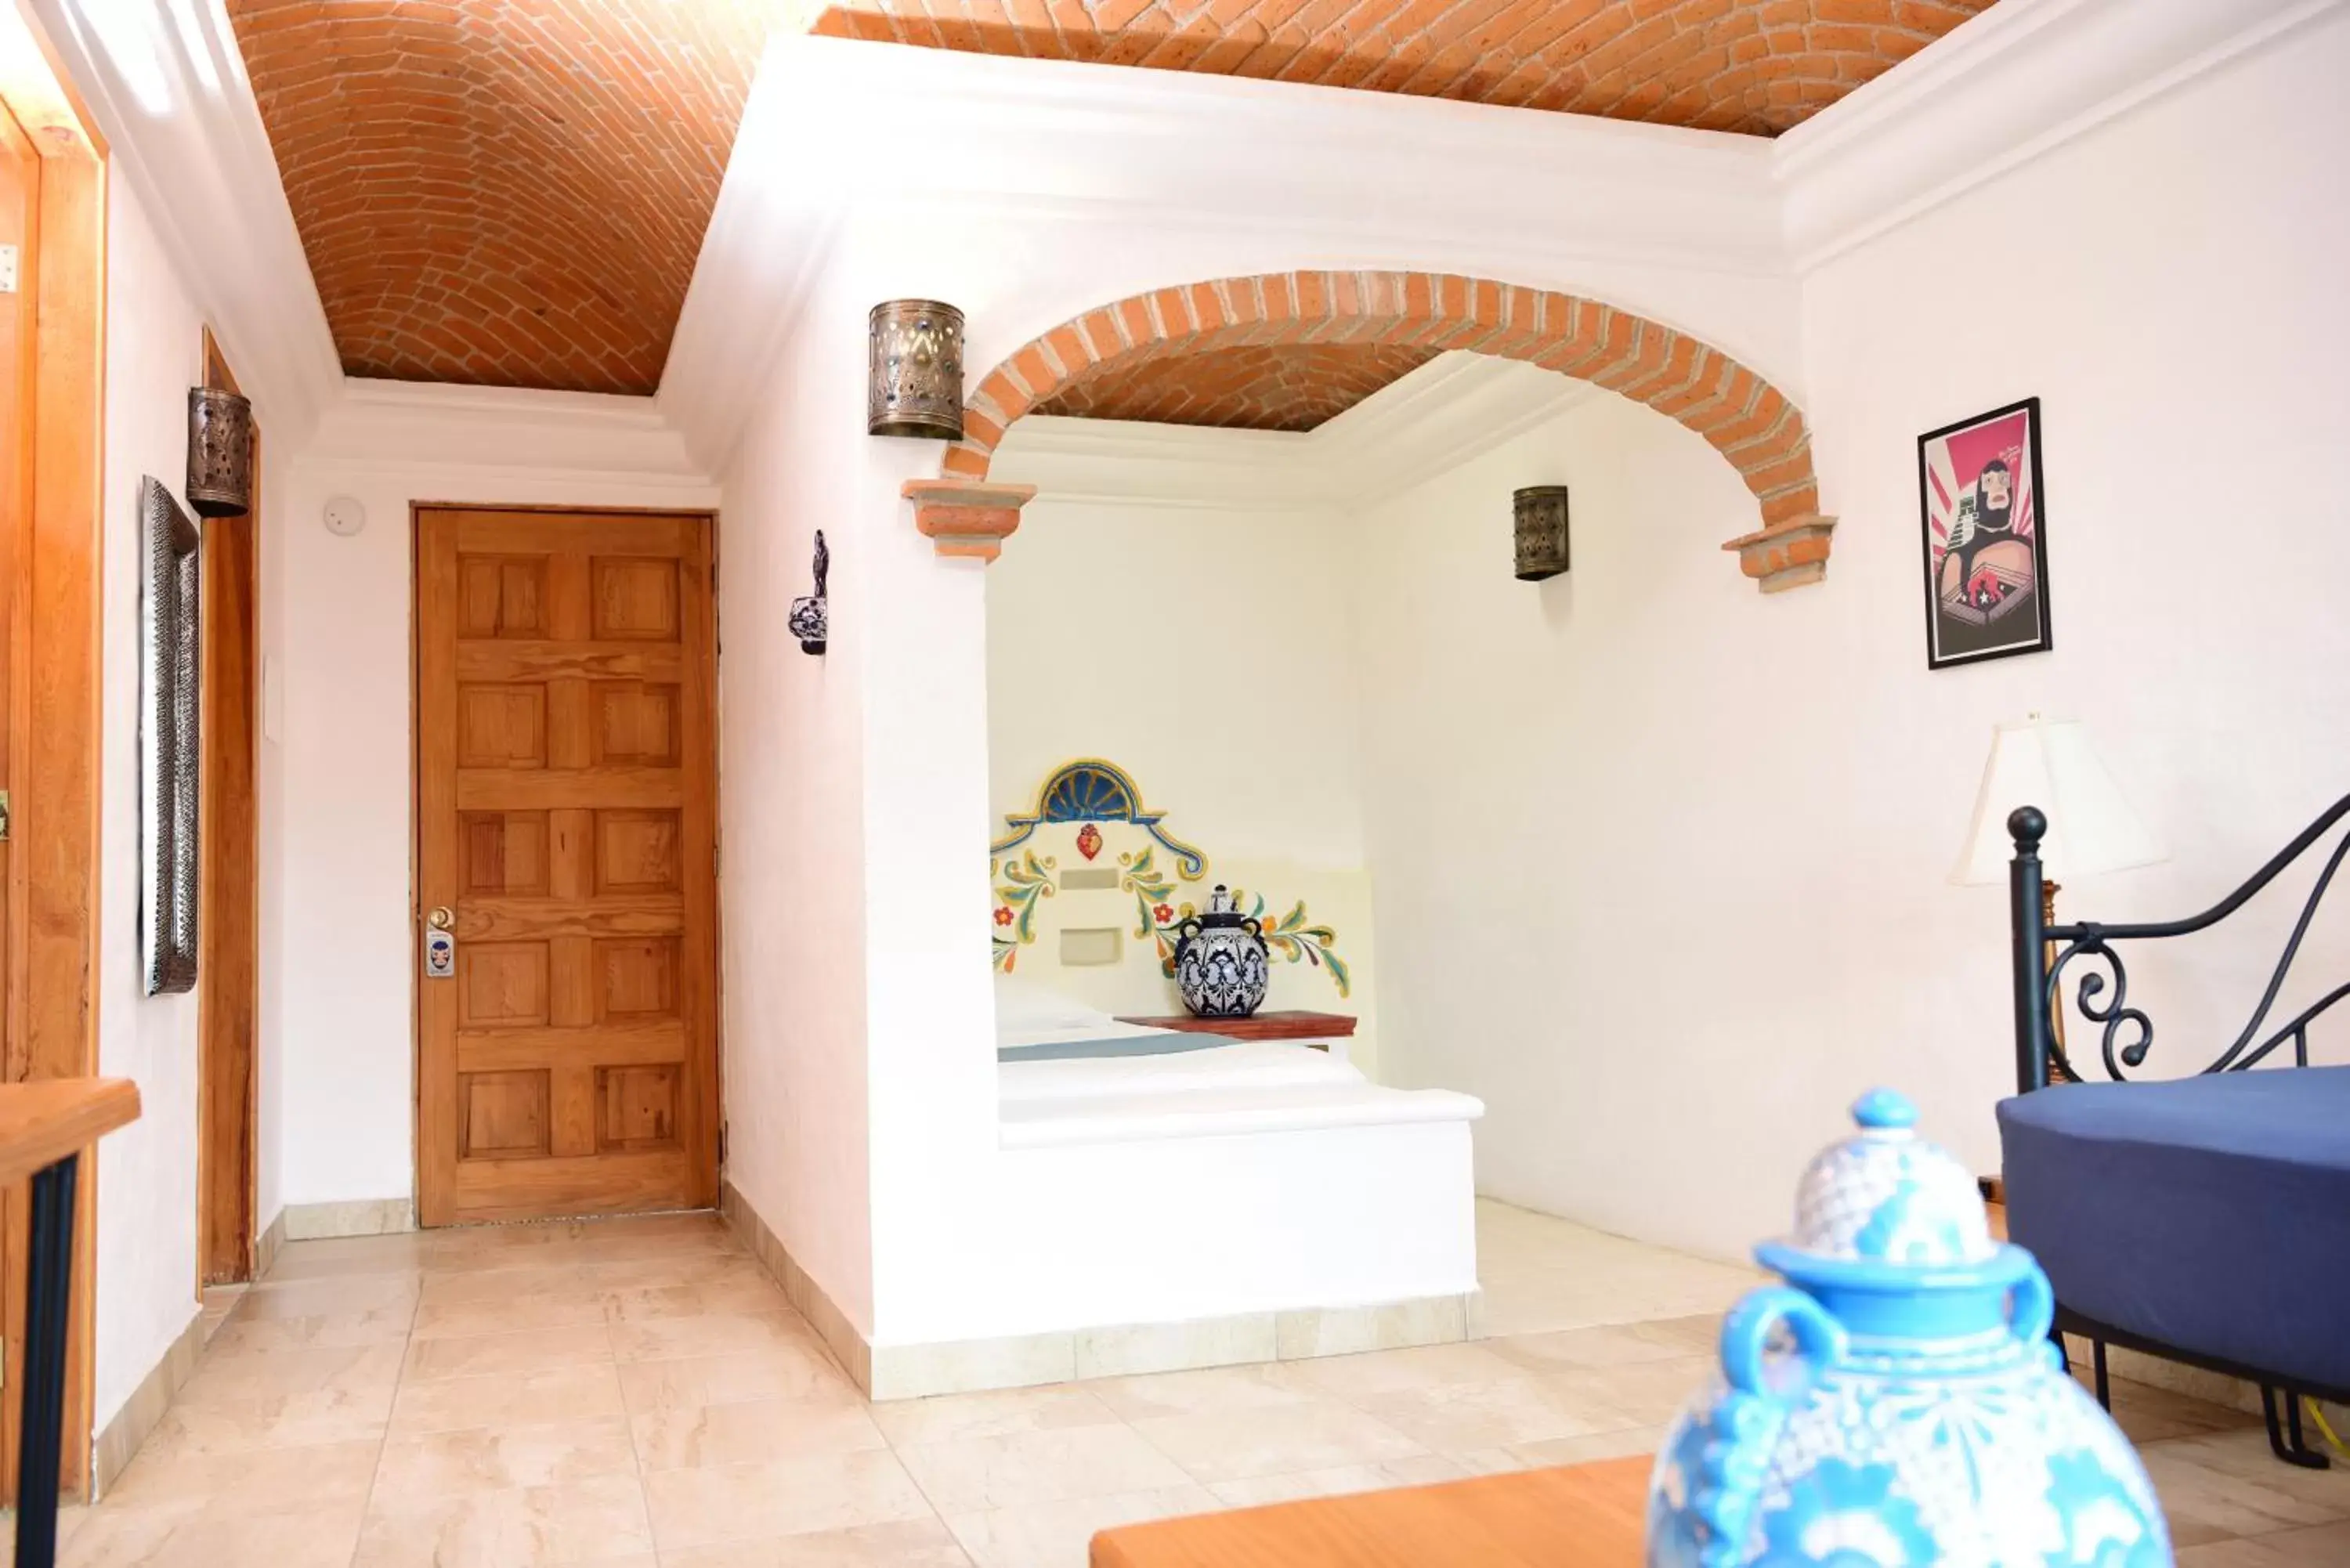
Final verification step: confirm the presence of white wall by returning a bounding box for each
[92,175,206,1428]
[1354,9,2350,1262]
[273,386,718,1212]
[983,487,1365,873]
[714,262,877,1335]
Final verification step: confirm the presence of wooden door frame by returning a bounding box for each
[407,502,724,1228]
[197,327,258,1284]
[0,4,107,1503]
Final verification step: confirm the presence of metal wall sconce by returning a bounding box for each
[186,385,255,517]
[868,300,965,440]
[1513,486,1571,581]
[787,531,829,656]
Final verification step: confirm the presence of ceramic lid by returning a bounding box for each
[1776,1088,1998,1270]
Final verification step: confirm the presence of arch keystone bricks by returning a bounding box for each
[925,272,1834,593]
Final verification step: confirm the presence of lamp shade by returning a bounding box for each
[1953,717,2167,885]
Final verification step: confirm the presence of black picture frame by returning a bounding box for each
[1918,396,2051,670]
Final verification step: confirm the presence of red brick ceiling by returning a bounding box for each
[810,0,1997,136]
[226,0,773,395]
[230,0,1992,396]
[1033,343,1441,431]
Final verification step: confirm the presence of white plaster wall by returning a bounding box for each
[273,393,717,1212]
[92,175,204,1427]
[982,490,1365,869]
[714,263,877,1334]
[1353,11,2350,1263]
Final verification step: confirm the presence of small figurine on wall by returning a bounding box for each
[788,530,828,656]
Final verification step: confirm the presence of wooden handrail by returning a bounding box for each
[0,1079,139,1187]
[2,1077,139,1567]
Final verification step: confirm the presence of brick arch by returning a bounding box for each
[908,272,1834,591]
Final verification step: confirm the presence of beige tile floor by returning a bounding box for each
[10,1200,2345,1566]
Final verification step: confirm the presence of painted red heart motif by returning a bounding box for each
[1076,823,1102,861]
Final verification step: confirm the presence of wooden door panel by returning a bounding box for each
[591,558,681,640]
[456,642,685,683]
[452,1148,689,1221]
[600,1064,680,1151]
[456,896,684,943]
[457,685,548,768]
[461,1070,551,1158]
[597,810,682,894]
[457,555,549,638]
[418,508,716,1225]
[593,685,680,766]
[461,811,550,896]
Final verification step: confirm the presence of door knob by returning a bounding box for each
[427,906,454,930]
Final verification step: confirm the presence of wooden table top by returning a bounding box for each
[1090,1454,1651,1568]
[0,1078,140,1185]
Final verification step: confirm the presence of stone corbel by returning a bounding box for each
[902,479,1036,563]
[1723,513,1836,594]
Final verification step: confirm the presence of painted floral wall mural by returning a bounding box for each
[989,759,1350,998]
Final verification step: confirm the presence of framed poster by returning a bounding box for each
[1918,397,2050,670]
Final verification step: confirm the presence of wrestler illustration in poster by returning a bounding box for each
[1919,398,2051,668]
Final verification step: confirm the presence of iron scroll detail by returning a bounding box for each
[2011,793,2350,1089]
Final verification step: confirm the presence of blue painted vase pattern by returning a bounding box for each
[1646,1089,2171,1568]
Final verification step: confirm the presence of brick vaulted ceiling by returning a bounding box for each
[226,0,774,394]
[812,0,1998,135]
[230,0,1994,399]
[1033,343,1442,431]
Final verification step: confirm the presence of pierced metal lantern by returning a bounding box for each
[186,386,255,518]
[867,300,965,440]
[1513,485,1571,582]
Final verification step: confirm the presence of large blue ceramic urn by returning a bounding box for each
[1647,1089,2171,1568]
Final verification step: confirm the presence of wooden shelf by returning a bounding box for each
[0,1079,140,1186]
[1115,1010,1358,1044]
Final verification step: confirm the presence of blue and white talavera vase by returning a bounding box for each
[1646,1089,2171,1568]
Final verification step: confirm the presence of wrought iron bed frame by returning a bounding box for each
[2007,798,2350,1469]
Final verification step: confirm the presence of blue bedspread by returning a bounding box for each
[1998,1065,2350,1396]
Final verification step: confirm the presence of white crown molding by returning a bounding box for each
[990,419,1324,513]
[300,380,714,488]
[743,34,1780,240]
[989,353,1596,512]
[31,0,344,447]
[1773,0,2347,269]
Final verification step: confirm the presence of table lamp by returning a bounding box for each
[1954,714,2167,1076]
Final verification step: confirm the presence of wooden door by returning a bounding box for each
[197,330,259,1283]
[0,42,107,1499]
[0,79,37,1507]
[416,508,719,1227]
